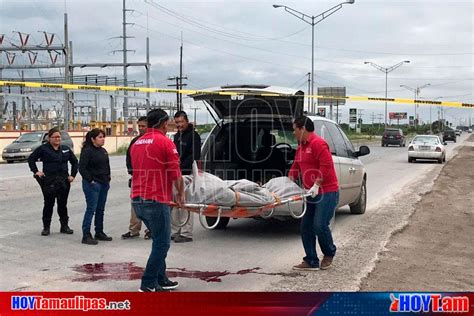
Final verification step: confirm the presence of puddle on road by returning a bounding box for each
[72,262,301,283]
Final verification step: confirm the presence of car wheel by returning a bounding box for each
[350,178,366,215]
[443,155,446,162]
[408,157,413,163]
[6,160,14,164]
[438,157,443,164]
[205,216,230,229]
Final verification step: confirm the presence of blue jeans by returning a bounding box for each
[82,180,110,235]
[301,191,339,267]
[132,198,171,289]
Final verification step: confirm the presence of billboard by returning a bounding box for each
[389,112,408,120]
[317,87,346,106]
[317,107,326,117]
[349,108,357,123]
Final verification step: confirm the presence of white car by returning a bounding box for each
[192,84,370,229]
[408,135,446,164]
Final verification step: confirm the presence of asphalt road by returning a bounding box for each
[0,133,470,291]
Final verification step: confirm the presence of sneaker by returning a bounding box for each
[138,286,155,292]
[170,233,179,241]
[320,256,334,270]
[95,232,113,241]
[60,226,74,234]
[174,236,193,243]
[144,230,152,240]
[82,233,98,245]
[292,261,319,271]
[138,286,168,292]
[41,228,50,236]
[122,232,140,239]
[159,279,179,290]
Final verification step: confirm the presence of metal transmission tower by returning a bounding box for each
[1,7,151,130]
[0,28,66,129]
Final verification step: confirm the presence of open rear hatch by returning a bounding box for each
[190,84,304,121]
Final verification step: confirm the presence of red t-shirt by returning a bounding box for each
[289,133,339,194]
[130,128,182,203]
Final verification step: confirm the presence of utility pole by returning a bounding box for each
[370,112,376,126]
[122,0,135,127]
[64,13,70,130]
[146,37,151,111]
[168,76,188,112]
[190,105,200,127]
[179,34,184,110]
[306,72,311,110]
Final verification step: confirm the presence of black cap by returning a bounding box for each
[147,109,169,128]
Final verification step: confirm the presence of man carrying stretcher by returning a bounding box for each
[289,116,340,271]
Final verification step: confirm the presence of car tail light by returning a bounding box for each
[383,135,387,138]
[408,146,414,151]
[396,135,401,139]
[435,147,442,152]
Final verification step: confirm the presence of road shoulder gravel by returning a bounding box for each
[360,135,474,291]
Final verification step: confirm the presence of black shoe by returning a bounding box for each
[159,279,179,290]
[122,232,139,239]
[60,226,74,234]
[144,230,152,240]
[95,232,113,241]
[41,228,50,236]
[82,233,98,245]
[174,235,193,243]
[170,233,179,241]
[138,286,168,292]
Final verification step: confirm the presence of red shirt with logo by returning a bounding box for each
[130,128,182,203]
[289,132,339,194]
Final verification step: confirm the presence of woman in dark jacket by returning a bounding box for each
[28,127,78,236]
[79,129,112,245]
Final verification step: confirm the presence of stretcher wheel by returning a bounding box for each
[288,195,307,219]
[171,208,191,228]
[199,207,223,230]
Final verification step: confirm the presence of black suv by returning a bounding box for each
[442,130,456,143]
[382,128,406,147]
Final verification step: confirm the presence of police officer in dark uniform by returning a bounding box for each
[28,127,78,236]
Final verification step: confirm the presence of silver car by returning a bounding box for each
[2,131,74,163]
[408,135,446,164]
[191,85,370,229]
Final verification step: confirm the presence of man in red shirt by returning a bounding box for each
[289,116,340,271]
[131,109,185,292]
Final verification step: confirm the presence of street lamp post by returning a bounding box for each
[364,60,410,127]
[400,83,430,129]
[274,1,355,115]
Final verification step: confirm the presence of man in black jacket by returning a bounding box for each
[28,127,78,236]
[172,111,201,243]
[122,117,151,240]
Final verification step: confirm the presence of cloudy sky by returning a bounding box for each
[1,0,473,125]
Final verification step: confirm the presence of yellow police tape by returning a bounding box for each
[0,80,472,109]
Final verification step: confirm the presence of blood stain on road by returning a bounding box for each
[72,262,301,282]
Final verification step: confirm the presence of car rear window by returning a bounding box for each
[413,136,439,145]
[384,130,401,136]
